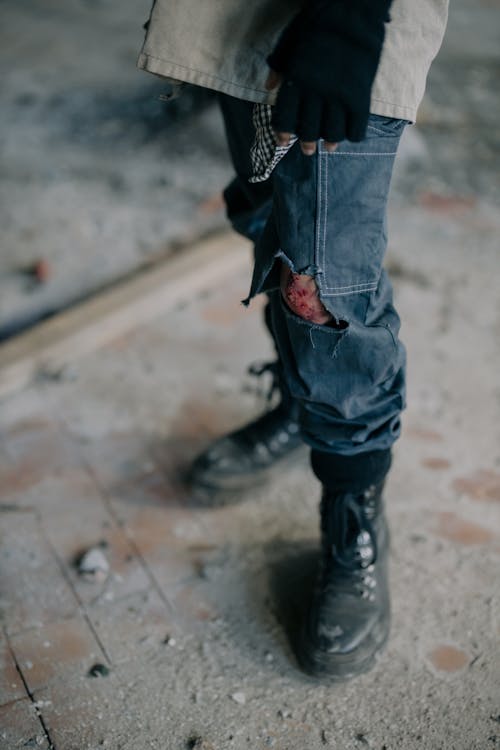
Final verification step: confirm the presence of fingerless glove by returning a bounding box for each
[267,0,392,143]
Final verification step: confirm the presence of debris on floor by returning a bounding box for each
[77,546,110,583]
[230,692,246,706]
[88,664,110,678]
[188,737,216,750]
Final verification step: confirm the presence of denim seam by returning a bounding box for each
[328,151,397,157]
[366,125,392,135]
[366,125,402,137]
[321,280,378,291]
[316,151,381,296]
[320,285,378,297]
[316,151,326,289]
[315,151,323,282]
[322,152,328,284]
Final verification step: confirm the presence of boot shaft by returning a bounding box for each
[320,480,387,570]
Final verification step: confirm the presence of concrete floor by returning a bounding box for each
[0,0,229,339]
[1,0,500,748]
[1,198,499,748]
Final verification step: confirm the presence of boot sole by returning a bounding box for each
[188,444,308,502]
[296,612,390,683]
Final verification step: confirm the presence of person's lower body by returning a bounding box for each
[192,94,408,679]
[190,95,305,493]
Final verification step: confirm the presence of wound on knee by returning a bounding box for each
[280,265,347,329]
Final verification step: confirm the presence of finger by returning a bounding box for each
[275,131,293,147]
[322,101,347,144]
[272,80,300,136]
[324,141,338,153]
[265,69,283,91]
[296,90,322,144]
[300,140,317,156]
[346,110,369,142]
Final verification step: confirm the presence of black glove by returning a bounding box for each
[267,0,392,144]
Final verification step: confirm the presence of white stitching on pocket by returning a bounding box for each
[329,151,398,156]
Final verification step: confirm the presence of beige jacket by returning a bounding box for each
[138,0,449,122]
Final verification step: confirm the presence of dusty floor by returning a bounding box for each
[1,195,500,749]
[1,1,500,749]
[0,0,228,339]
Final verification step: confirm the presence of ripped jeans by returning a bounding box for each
[218,94,407,457]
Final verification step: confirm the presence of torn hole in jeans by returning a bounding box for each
[279,261,348,330]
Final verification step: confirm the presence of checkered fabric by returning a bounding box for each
[249,103,297,183]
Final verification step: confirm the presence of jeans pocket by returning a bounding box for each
[314,118,406,300]
[366,115,408,137]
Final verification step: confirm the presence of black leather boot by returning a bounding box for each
[298,480,390,680]
[189,362,304,492]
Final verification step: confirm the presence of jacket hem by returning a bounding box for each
[138,53,418,121]
[137,53,270,104]
[369,98,416,123]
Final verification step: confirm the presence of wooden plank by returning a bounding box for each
[0,232,251,400]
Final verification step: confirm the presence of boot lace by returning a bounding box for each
[247,360,281,404]
[322,489,379,600]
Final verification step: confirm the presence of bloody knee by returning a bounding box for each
[280,264,333,325]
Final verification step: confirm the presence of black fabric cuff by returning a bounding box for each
[311,448,392,493]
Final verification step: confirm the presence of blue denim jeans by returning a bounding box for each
[218,95,407,457]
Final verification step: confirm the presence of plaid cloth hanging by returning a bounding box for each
[249,103,297,183]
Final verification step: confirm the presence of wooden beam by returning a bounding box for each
[0,231,252,400]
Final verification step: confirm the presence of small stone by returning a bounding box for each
[88,663,110,678]
[33,259,51,283]
[230,692,246,705]
[355,733,370,746]
[77,547,110,583]
[214,371,235,395]
[163,635,176,646]
[37,364,79,383]
[277,709,291,719]
[32,700,52,709]
[189,738,215,750]
[24,660,33,670]
[265,651,274,662]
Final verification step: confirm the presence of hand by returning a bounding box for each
[265,70,338,157]
[265,0,391,154]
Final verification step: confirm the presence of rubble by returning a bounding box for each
[77,546,110,583]
[188,737,216,750]
[88,663,110,678]
[230,692,246,705]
